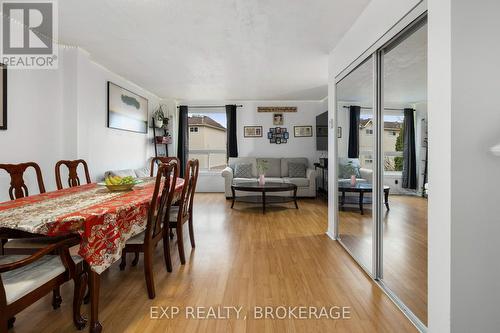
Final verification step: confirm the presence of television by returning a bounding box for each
[316,111,328,151]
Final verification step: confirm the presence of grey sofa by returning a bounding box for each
[338,158,373,186]
[221,157,316,198]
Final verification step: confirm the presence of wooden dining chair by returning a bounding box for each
[0,162,76,309]
[150,157,180,177]
[55,159,91,190]
[0,235,87,332]
[0,162,48,256]
[119,160,179,299]
[168,159,199,265]
[0,162,46,200]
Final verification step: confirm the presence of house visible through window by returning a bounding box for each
[358,113,404,171]
[188,112,227,171]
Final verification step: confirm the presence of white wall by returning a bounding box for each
[0,47,163,202]
[74,49,160,181]
[445,1,500,332]
[236,100,327,166]
[0,63,65,199]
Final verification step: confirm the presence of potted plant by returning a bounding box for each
[257,160,269,185]
[153,106,165,128]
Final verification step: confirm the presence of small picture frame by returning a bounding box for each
[276,137,282,144]
[267,131,273,139]
[294,126,313,137]
[244,126,263,138]
[275,127,282,134]
[273,113,284,125]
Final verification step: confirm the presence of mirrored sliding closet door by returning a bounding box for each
[335,14,428,331]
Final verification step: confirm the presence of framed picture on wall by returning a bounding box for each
[0,64,7,130]
[273,113,284,125]
[294,126,312,137]
[107,81,148,133]
[244,126,263,137]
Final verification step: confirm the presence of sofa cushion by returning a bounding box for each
[284,177,310,187]
[228,157,257,177]
[233,178,258,184]
[234,163,253,178]
[256,158,281,177]
[338,158,362,179]
[134,167,150,178]
[288,162,306,178]
[264,177,284,184]
[281,158,308,177]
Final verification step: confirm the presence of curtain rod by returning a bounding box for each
[177,105,243,109]
[342,105,414,111]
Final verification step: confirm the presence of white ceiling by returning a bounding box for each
[59,0,370,101]
[336,23,427,105]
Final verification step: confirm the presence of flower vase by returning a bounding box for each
[258,174,266,186]
[350,175,357,186]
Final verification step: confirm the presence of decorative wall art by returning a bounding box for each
[257,106,297,113]
[107,81,149,133]
[244,126,263,137]
[294,126,313,137]
[273,113,284,125]
[0,64,6,130]
[267,127,289,144]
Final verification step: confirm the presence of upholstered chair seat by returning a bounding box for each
[0,254,83,305]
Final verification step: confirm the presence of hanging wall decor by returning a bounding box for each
[273,113,284,125]
[257,106,297,113]
[267,127,289,144]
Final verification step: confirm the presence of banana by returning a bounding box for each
[110,176,122,185]
[105,177,113,186]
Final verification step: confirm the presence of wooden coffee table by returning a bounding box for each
[231,182,298,214]
[338,183,390,215]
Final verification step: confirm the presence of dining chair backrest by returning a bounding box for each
[0,162,46,200]
[55,159,91,190]
[178,159,199,220]
[145,160,179,244]
[150,157,180,177]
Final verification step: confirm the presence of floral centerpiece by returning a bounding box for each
[257,159,269,185]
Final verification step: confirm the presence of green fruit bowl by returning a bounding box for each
[98,180,142,192]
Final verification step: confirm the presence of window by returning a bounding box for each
[384,114,404,171]
[187,112,227,171]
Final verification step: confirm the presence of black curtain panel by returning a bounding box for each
[402,108,417,189]
[177,105,189,178]
[226,104,238,158]
[348,105,361,158]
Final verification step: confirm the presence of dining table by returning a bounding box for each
[0,177,184,333]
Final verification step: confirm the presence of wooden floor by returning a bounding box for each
[339,195,428,325]
[13,194,417,333]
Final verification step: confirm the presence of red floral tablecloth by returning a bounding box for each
[0,178,184,274]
